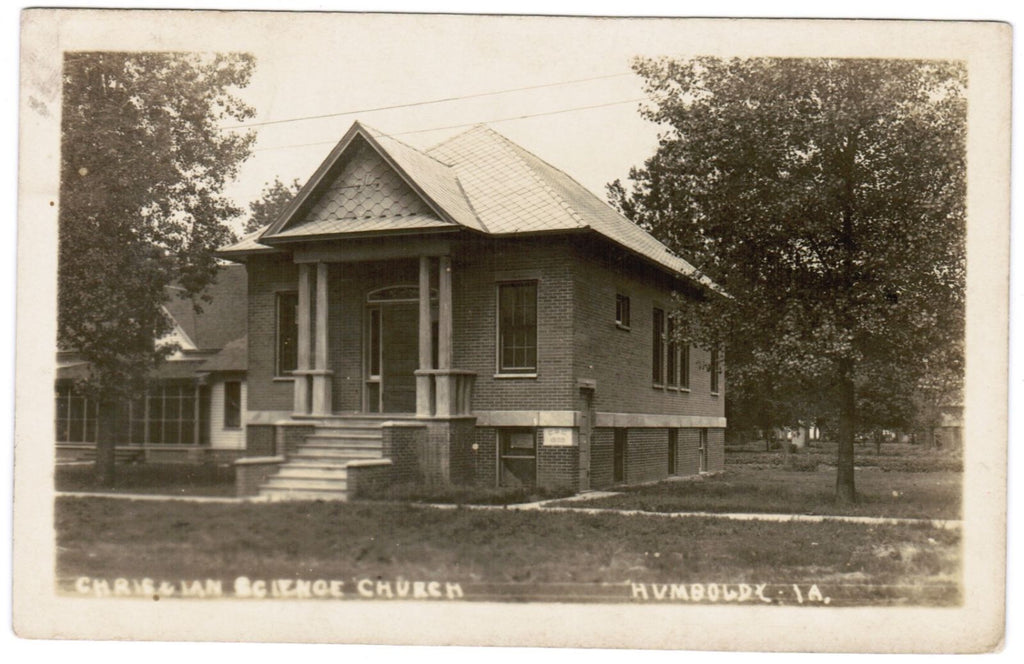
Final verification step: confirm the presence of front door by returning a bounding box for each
[365,302,419,413]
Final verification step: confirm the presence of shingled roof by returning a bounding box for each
[163,264,248,351]
[220,121,716,290]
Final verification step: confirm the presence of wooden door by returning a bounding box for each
[380,303,418,413]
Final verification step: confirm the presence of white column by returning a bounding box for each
[311,261,332,415]
[293,263,311,415]
[416,255,434,417]
[436,255,454,416]
[438,255,453,370]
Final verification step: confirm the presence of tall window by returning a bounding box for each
[224,381,241,429]
[652,308,664,384]
[710,348,720,395]
[666,317,678,387]
[615,294,631,329]
[497,281,537,374]
[680,344,691,390]
[276,291,298,376]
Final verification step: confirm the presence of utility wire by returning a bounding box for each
[225,71,634,130]
[253,97,646,153]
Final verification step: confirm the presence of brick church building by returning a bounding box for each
[220,121,725,499]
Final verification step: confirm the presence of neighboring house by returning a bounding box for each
[55,265,249,463]
[219,121,726,500]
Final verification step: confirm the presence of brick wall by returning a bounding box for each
[453,237,576,412]
[536,428,579,492]
[590,428,615,489]
[472,427,498,487]
[571,240,725,420]
[247,255,300,413]
[246,425,276,456]
[677,427,701,476]
[382,423,427,485]
[625,428,669,484]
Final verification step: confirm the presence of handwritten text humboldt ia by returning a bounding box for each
[68,577,832,604]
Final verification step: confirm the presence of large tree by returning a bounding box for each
[244,176,301,234]
[610,57,965,502]
[58,52,256,485]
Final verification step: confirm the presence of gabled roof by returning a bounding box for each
[199,335,247,373]
[163,264,248,350]
[220,121,718,290]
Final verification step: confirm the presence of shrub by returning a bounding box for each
[373,482,575,505]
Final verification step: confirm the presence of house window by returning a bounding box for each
[613,429,627,483]
[276,291,298,376]
[652,308,665,385]
[710,348,721,395]
[55,384,98,444]
[615,294,631,329]
[497,281,537,374]
[223,381,241,429]
[498,428,537,487]
[145,384,197,445]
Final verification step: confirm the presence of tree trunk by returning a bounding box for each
[835,361,857,504]
[874,430,882,456]
[94,398,118,488]
[781,431,793,470]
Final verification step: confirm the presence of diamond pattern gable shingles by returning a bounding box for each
[307,141,431,220]
[427,126,584,234]
[362,125,485,232]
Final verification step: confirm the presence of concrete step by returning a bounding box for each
[304,435,383,447]
[292,448,383,460]
[263,476,349,492]
[310,427,382,438]
[261,488,349,502]
[275,466,350,480]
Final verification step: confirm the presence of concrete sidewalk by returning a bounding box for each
[56,490,961,530]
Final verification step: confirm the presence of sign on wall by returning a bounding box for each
[542,427,576,447]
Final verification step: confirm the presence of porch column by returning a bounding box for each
[416,255,434,417]
[293,262,312,415]
[311,261,333,416]
[435,255,454,415]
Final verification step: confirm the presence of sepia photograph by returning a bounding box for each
[12,6,1011,654]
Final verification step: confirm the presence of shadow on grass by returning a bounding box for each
[55,462,236,497]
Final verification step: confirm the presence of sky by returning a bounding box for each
[217,14,669,235]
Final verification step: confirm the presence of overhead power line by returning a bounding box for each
[225,71,635,130]
[253,97,647,153]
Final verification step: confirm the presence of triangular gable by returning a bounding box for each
[261,122,482,242]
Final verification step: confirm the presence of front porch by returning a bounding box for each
[288,252,475,420]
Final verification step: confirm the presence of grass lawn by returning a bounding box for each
[556,467,960,520]
[55,463,236,498]
[56,497,960,606]
[550,442,961,520]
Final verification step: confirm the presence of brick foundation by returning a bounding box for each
[234,456,284,497]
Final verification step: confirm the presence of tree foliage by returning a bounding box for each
[244,176,301,234]
[58,52,256,483]
[610,57,966,501]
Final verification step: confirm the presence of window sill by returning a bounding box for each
[615,323,631,331]
[273,376,295,382]
[711,391,720,397]
[494,372,538,379]
[223,426,243,431]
